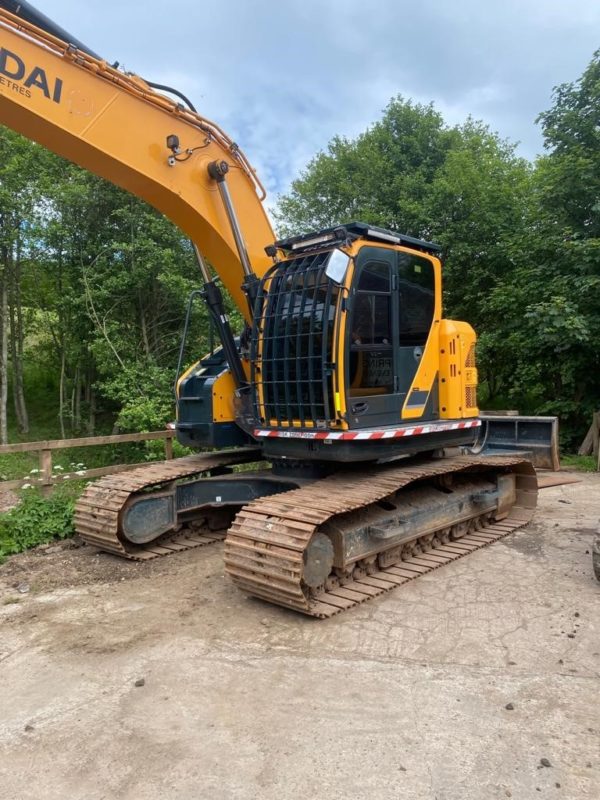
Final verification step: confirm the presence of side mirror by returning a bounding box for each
[325,248,351,285]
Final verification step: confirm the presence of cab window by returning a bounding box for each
[350,261,393,393]
[397,253,434,347]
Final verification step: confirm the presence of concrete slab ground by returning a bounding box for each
[0,473,599,800]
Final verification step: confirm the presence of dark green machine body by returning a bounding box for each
[176,349,252,450]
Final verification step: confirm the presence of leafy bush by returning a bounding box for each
[0,489,76,562]
[116,395,173,434]
[100,363,175,433]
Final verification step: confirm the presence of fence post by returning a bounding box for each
[40,448,52,496]
[164,433,174,460]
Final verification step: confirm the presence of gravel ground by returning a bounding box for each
[0,472,599,800]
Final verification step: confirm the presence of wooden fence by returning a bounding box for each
[0,430,175,493]
[578,411,600,470]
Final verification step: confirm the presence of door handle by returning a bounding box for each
[351,402,369,415]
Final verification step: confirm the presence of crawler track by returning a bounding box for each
[74,449,260,559]
[225,455,537,617]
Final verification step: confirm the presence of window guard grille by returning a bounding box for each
[250,252,339,428]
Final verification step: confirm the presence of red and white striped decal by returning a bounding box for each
[254,419,481,441]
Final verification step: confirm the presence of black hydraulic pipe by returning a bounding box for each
[202,281,248,389]
[191,245,247,390]
[145,80,196,113]
[175,289,203,398]
[0,0,104,60]
[3,3,244,390]
[175,281,247,396]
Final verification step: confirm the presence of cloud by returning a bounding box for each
[40,0,600,205]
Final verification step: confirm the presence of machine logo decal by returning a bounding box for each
[0,48,63,103]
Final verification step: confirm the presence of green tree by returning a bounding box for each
[275,98,457,236]
[0,128,216,440]
[37,170,210,434]
[516,51,600,441]
[0,130,58,440]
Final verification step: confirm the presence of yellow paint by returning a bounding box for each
[332,252,355,429]
[339,242,444,422]
[176,360,202,401]
[252,271,272,425]
[0,8,482,436]
[211,366,249,422]
[438,320,478,419]
[176,358,249,424]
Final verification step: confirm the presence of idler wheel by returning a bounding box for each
[303,532,334,588]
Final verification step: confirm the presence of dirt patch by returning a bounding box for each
[566,527,599,536]
[500,524,545,556]
[0,535,204,598]
[0,489,19,513]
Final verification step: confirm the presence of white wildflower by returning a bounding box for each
[75,470,86,476]
[53,465,64,471]
[29,468,40,474]
[21,483,32,489]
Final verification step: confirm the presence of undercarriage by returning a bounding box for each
[74,449,537,616]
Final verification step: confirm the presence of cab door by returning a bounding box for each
[346,246,436,429]
[396,251,436,419]
[346,246,403,428]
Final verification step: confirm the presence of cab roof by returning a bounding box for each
[272,221,441,257]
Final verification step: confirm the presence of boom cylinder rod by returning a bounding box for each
[207,160,254,280]
[192,242,212,284]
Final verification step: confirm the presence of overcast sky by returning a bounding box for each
[42,0,600,204]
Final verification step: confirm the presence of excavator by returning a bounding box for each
[0,1,544,617]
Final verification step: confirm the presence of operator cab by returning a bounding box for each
[177,222,478,461]
[252,222,444,434]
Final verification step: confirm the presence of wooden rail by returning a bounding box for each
[578,411,600,470]
[0,430,175,492]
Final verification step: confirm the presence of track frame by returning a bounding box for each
[224,455,537,617]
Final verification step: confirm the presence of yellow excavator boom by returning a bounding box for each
[0,5,275,317]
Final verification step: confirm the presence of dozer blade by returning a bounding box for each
[479,414,559,471]
[224,454,537,618]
